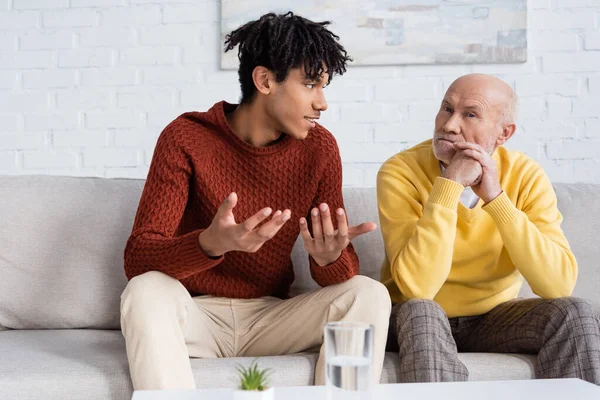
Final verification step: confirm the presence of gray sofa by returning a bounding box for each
[1,175,599,400]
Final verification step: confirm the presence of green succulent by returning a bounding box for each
[236,359,271,391]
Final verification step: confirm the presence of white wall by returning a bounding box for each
[0,0,599,186]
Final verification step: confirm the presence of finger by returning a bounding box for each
[348,222,377,241]
[460,148,485,162]
[299,217,313,243]
[217,192,237,219]
[319,204,335,241]
[255,209,291,241]
[310,207,323,243]
[453,141,485,153]
[239,207,273,233]
[459,149,492,171]
[335,208,349,241]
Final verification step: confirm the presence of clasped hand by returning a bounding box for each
[441,141,502,204]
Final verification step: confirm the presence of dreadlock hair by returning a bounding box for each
[224,12,352,104]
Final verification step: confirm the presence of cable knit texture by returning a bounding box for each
[124,101,359,298]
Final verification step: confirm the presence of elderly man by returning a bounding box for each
[377,73,600,384]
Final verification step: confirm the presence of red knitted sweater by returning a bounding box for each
[124,101,359,299]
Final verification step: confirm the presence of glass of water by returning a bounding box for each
[324,322,374,400]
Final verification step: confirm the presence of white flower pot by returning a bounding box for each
[232,387,274,400]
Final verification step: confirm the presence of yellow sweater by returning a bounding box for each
[377,140,577,318]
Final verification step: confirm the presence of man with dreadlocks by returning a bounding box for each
[120,12,391,390]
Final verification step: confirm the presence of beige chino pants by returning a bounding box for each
[120,271,391,390]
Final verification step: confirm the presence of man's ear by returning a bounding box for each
[252,66,274,96]
[497,123,516,146]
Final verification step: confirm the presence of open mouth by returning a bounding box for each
[304,117,317,127]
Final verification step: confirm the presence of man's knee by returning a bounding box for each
[122,271,184,301]
[342,275,391,312]
[391,299,446,332]
[545,297,599,325]
[392,299,446,321]
[120,271,188,326]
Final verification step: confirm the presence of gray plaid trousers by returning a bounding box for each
[388,297,600,384]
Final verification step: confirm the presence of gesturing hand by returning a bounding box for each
[198,192,291,257]
[452,142,502,203]
[299,203,377,266]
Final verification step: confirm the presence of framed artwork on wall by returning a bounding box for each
[220,0,527,68]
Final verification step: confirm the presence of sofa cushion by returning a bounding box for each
[0,175,142,330]
[554,183,600,308]
[516,184,600,312]
[0,330,133,400]
[0,330,536,400]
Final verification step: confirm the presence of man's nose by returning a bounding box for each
[313,90,328,112]
[443,114,460,134]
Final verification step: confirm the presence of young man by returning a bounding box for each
[378,73,600,384]
[121,12,391,390]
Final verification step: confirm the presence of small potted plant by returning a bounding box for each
[233,359,274,400]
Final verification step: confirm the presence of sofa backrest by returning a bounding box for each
[0,176,139,330]
[0,175,598,330]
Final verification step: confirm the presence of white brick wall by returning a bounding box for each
[0,0,599,186]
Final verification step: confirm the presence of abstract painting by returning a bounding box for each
[220,0,527,68]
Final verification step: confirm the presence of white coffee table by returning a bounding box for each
[132,378,600,399]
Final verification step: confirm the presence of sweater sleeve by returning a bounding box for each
[482,165,577,298]
[123,122,223,281]
[378,159,464,299]
[307,131,359,286]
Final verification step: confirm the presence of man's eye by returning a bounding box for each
[305,83,315,89]
[467,113,476,118]
[444,107,452,113]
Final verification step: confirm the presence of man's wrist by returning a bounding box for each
[441,174,466,187]
[482,189,503,204]
[312,250,342,267]
[441,170,456,181]
[198,230,224,258]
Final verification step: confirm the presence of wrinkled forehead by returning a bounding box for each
[449,74,512,92]
[443,80,510,112]
[443,90,488,106]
